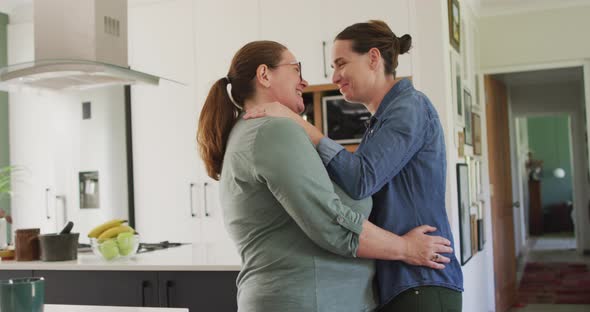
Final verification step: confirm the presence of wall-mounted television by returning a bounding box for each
[321,95,371,144]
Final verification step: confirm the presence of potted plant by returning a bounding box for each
[0,165,14,224]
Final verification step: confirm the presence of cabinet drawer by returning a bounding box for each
[35,270,159,307]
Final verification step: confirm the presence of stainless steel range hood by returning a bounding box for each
[0,0,160,91]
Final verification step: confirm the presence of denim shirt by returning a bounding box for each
[316,79,464,304]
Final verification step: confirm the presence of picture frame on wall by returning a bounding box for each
[472,112,482,155]
[456,163,472,265]
[474,159,483,198]
[470,214,478,255]
[458,130,465,158]
[451,52,464,127]
[467,156,476,204]
[464,89,473,145]
[448,0,460,52]
[477,217,485,251]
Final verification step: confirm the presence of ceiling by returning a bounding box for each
[493,67,584,87]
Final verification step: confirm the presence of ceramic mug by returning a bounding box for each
[0,277,45,312]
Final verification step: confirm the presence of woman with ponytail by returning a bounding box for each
[197,40,453,311]
[244,21,464,311]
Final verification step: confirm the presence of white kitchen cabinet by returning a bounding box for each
[193,0,257,258]
[259,0,326,85]
[9,91,60,234]
[129,0,202,244]
[259,0,412,84]
[129,0,251,263]
[319,0,412,78]
[193,0,260,106]
[7,23,61,234]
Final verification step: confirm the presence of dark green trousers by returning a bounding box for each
[378,286,462,312]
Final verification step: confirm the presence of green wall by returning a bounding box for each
[527,115,573,211]
[0,13,9,240]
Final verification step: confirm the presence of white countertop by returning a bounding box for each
[46,304,188,312]
[0,243,241,271]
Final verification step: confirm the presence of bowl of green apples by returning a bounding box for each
[88,220,139,261]
[90,233,139,261]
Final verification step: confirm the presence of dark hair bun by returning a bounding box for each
[399,34,412,54]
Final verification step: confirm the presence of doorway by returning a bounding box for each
[519,114,576,241]
[486,65,590,310]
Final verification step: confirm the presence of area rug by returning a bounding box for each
[517,262,590,304]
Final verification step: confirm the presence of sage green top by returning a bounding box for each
[220,117,378,312]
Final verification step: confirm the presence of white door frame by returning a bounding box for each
[583,61,590,254]
[509,113,527,258]
[482,59,590,255]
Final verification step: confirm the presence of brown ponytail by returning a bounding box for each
[197,78,238,180]
[335,20,412,78]
[196,40,287,180]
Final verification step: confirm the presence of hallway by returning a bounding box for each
[510,236,590,312]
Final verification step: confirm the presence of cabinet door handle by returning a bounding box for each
[165,280,175,307]
[322,41,328,79]
[141,280,151,307]
[45,188,51,220]
[189,183,196,217]
[203,182,210,217]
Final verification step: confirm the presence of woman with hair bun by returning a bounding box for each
[244,20,464,311]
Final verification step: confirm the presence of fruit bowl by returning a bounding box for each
[90,233,140,261]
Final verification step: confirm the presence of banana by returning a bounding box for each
[87,219,127,238]
[97,225,135,242]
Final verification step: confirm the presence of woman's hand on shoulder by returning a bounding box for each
[244,101,325,145]
[243,102,299,120]
[401,225,453,270]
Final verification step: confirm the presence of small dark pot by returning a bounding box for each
[38,233,79,261]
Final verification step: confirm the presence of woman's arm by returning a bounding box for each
[358,221,450,269]
[244,97,428,199]
[252,118,450,269]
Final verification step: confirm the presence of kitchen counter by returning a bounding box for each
[45,305,188,312]
[0,243,241,271]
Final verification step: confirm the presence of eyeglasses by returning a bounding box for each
[274,61,302,81]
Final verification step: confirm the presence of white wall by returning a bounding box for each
[479,6,590,71]
[412,1,495,311]
[510,81,590,252]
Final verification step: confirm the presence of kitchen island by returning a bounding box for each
[1,244,241,312]
[0,243,241,271]
[46,304,188,312]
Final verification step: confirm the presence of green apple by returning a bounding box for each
[99,239,120,260]
[117,232,135,256]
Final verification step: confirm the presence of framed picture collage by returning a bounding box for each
[448,0,486,265]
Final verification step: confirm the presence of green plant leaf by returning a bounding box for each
[0,165,22,199]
